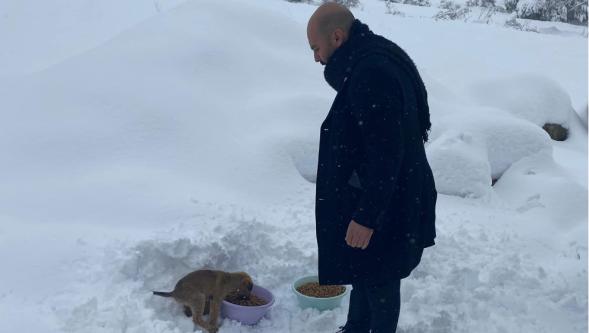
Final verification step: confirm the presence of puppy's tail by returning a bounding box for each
[153,291,174,297]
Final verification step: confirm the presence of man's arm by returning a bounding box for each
[348,61,405,232]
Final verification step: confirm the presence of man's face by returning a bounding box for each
[307,23,337,66]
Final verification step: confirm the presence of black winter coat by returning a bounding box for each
[315,20,437,286]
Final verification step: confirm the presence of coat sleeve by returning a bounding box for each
[348,61,405,231]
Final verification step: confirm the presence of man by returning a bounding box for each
[307,3,437,333]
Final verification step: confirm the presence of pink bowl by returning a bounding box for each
[221,285,275,325]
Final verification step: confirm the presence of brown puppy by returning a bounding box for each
[153,269,253,333]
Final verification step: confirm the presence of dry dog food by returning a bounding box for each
[296,282,345,298]
[225,292,268,306]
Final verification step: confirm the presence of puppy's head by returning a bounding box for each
[234,272,253,298]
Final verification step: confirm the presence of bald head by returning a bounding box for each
[307,3,355,65]
[308,3,355,37]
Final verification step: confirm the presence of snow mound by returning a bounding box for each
[0,0,318,225]
[426,130,491,198]
[494,149,588,228]
[464,112,552,179]
[0,0,188,77]
[579,103,588,129]
[468,74,575,128]
[255,93,330,184]
[431,105,552,182]
[122,223,317,293]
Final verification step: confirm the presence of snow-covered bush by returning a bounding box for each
[564,0,587,24]
[466,0,496,7]
[505,18,540,32]
[504,15,525,28]
[471,6,499,23]
[434,0,471,20]
[385,3,406,15]
[514,0,587,24]
[384,0,431,7]
[504,0,519,11]
[404,0,432,5]
[517,0,566,21]
[322,0,361,7]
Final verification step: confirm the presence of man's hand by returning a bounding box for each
[345,220,374,250]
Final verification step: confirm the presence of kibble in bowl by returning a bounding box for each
[225,291,269,306]
[292,275,349,311]
[221,285,275,325]
[296,282,346,298]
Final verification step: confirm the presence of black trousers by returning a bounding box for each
[344,278,401,333]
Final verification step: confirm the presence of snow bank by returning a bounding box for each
[428,103,552,185]
[0,0,320,226]
[494,149,588,228]
[0,0,188,77]
[468,74,577,128]
[426,130,492,198]
[579,103,588,129]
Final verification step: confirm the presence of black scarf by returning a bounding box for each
[324,19,432,143]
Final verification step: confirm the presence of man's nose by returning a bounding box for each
[314,52,320,63]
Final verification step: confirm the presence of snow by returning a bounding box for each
[0,0,586,332]
[430,104,553,179]
[426,130,493,197]
[468,74,577,127]
[0,0,187,78]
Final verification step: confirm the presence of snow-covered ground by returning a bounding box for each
[0,0,586,332]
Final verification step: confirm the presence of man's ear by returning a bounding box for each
[332,28,346,47]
